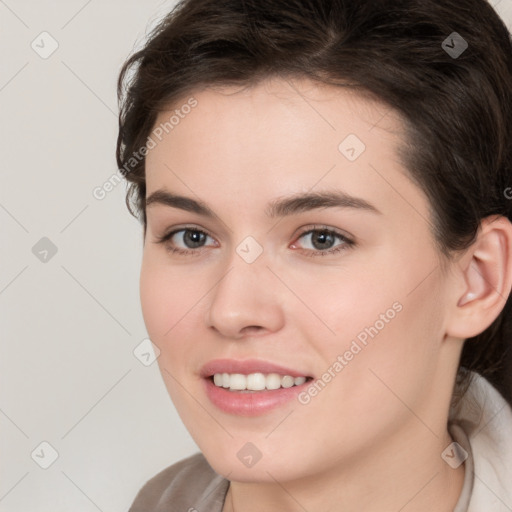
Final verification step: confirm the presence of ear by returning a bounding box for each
[445,215,512,339]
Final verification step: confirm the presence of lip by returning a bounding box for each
[200,358,311,379]
[202,377,312,416]
[200,358,313,417]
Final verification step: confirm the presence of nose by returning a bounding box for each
[204,252,285,339]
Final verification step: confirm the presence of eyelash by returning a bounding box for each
[154,225,355,257]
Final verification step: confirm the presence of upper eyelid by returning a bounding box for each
[297,225,351,237]
[291,228,353,248]
[160,225,349,237]
[158,226,215,242]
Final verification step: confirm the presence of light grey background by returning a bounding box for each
[1,1,511,510]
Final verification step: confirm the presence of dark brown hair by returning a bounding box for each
[116,0,512,405]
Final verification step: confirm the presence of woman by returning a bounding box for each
[117,0,512,510]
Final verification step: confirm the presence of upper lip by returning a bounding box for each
[200,358,312,378]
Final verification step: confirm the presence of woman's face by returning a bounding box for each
[140,78,460,482]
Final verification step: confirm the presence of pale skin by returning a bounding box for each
[139,77,512,512]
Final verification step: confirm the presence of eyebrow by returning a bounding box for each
[145,189,381,218]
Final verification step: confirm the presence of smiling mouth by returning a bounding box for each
[209,373,314,392]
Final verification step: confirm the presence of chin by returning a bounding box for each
[199,442,306,483]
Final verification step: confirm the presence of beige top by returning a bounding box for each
[128,373,512,512]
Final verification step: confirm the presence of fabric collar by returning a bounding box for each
[449,372,512,511]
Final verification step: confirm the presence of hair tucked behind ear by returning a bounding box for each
[116,0,512,405]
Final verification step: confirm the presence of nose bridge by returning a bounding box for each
[205,244,284,337]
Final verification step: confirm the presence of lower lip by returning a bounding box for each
[203,377,312,416]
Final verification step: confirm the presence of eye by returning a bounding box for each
[154,227,217,255]
[290,226,355,256]
[153,225,354,257]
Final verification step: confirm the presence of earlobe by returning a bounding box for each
[447,215,512,339]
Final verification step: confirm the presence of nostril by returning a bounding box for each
[240,325,264,335]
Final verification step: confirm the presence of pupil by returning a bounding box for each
[184,230,205,248]
[312,231,334,250]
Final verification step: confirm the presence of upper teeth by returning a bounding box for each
[213,372,307,391]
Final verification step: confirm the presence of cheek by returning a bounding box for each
[139,260,169,339]
[283,260,393,347]
[139,255,211,385]
[291,250,445,404]
[320,271,446,432]
[139,253,204,338]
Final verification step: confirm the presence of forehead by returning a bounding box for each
[144,77,427,222]
[148,77,405,157]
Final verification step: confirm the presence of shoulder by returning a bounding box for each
[450,372,512,511]
[128,452,229,512]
